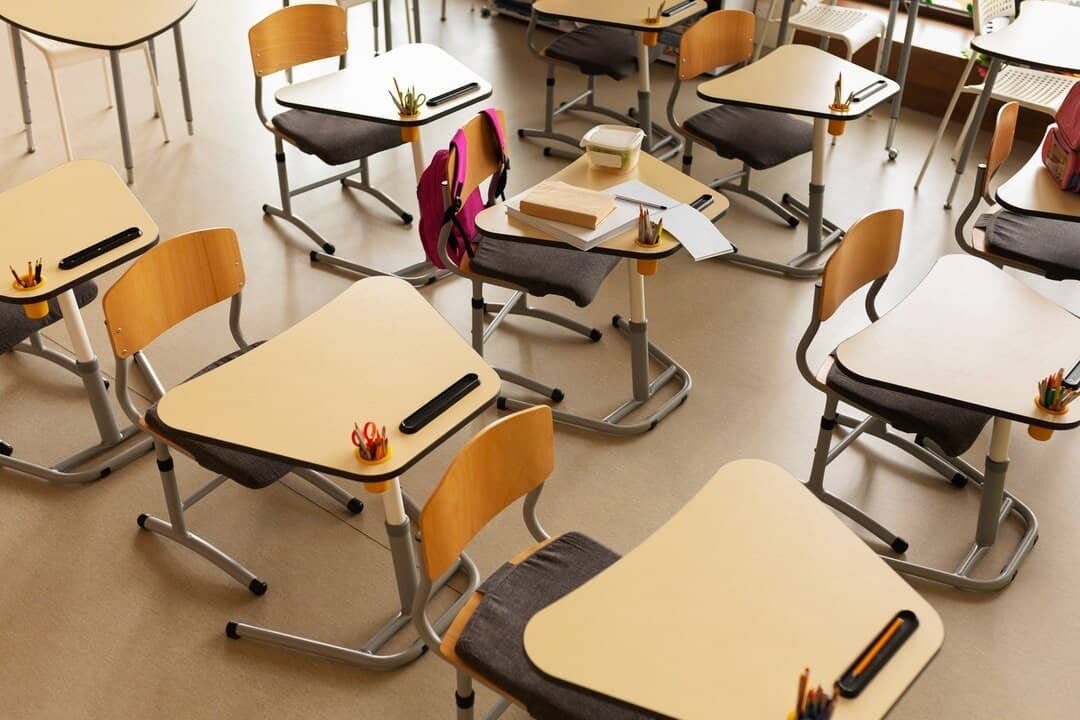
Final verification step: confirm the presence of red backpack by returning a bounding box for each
[417,108,509,269]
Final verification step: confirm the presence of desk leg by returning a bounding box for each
[409,131,426,180]
[174,24,194,136]
[9,26,34,153]
[884,0,919,160]
[411,0,422,43]
[405,0,415,43]
[878,0,899,74]
[384,0,393,51]
[637,34,653,154]
[946,58,999,208]
[776,0,795,52]
[109,51,135,185]
[628,262,650,403]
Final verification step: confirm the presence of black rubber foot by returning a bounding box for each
[891,537,909,554]
[0,440,12,456]
[323,244,336,255]
[496,397,508,410]
[340,178,348,186]
[543,147,552,157]
[347,497,365,515]
[950,473,969,489]
[786,216,799,228]
[309,250,318,262]
[888,148,899,161]
[248,579,268,596]
[261,204,270,214]
[588,328,602,342]
[781,193,793,206]
[551,388,565,403]
[517,128,525,138]
[611,314,622,327]
[480,7,490,16]
[401,212,414,224]
[136,513,149,529]
[225,621,240,639]
[627,107,636,117]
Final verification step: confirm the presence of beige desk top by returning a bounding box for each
[275,43,492,128]
[525,459,943,720]
[697,44,898,120]
[0,160,159,305]
[971,1,1080,73]
[532,0,707,32]
[475,153,729,260]
[154,277,501,482]
[0,0,194,50]
[996,142,1080,222]
[835,255,1080,430]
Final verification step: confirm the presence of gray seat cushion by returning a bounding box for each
[544,25,643,80]
[471,237,619,307]
[145,342,292,490]
[977,210,1080,280]
[0,281,98,354]
[272,110,404,166]
[684,105,813,170]
[827,361,990,457]
[456,532,668,720]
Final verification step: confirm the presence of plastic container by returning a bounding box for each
[580,125,645,172]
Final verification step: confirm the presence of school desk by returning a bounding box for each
[274,42,492,283]
[531,0,707,156]
[474,152,729,435]
[834,254,1080,591]
[0,160,158,483]
[697,44,897,278]
[947,0,1080,208]
[0,0,197,184]
[995,141,1080,223]
[525,458,944,719]
[152,276,500,668]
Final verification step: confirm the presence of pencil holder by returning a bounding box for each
[12,277,48,320]
[351,421,392,465]
[1029,398,1068,441]
[828,103,850,137]
[355,445,393,466]
[389,78,425,125]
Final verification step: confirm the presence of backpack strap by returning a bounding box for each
[479,108,510,205]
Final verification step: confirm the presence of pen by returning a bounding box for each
[617,194,668,210]
[661,0,695,16]
[851,79,887,103]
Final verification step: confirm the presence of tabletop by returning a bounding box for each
[153,277,501,482]
[524,459,943,720]
[0,0,195,50]
[532,0,707,31]
[835,255,1080,430]
[474,153,729,260]
[971,1,1080,74]
[275,43,492,128]
[0,160,158,305]
[697,44,899,120]
[996,142,1080,222]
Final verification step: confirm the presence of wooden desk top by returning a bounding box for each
[153,277,501,482]
[971,1,1080,73]
[524,459,943,720]
[0,0,194,50]
[474,154,729,260]
[835,255,1080,430]
[532,0,707,32]
[697,45,898,120]
[275,43,493,128]
[0,160,158,305]
[996,142,1080,222]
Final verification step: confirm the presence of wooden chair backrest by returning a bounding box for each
[419,406,555,581]
[679,10,756,80]
[818,209,903,322]
[102,228,245,359]
[447,110,506,202]
[248,4,348,78]
[984,101,1019,194]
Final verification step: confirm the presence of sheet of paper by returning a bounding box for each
[659,203,735,261]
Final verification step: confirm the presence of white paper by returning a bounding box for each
[658,203,735,261]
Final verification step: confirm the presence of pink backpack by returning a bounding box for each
[1042,84,1080,192]
[417,108,509,269]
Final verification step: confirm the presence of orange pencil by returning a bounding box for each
[797,667,808,715]
[853,617,904,678]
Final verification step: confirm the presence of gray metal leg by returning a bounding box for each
[412,0,422,43]
[292,467,364,514]
[457,670,476,720]
[9,25,35,153]
[384,0,393,51]
[884,0,920,160]
[877,0,899,74]
[109,51,135,184]
[946,58,1000,209]
[712,166,800,227]
[148,37,158,76]
[173,24,194,135]
[776,0,796,53]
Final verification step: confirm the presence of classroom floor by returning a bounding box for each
[1,2,1077,718]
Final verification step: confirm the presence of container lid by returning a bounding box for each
[580,124,645,150]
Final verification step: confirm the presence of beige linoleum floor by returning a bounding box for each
[1,2,1078,718]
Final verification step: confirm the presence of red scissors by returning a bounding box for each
[351,421,380,448]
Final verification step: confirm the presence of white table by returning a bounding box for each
[995,138,1080,222]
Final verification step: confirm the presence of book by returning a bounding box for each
[519,180,615,229]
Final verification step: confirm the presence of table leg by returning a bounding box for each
[108,51,135,185]
[636,33,653,153]
[806,117,827,254]
[412,0,422,43]
[173,24,194,135]
[627,262,649,403]
[946,57,1000,208]
[405,0,415,43]
[878,0,899,74]
[409,131,426,180]
[384,0,394,51]
[9,25,35,153]
[884,0,920,160]
[975,417,1011,547]
[776,0,795,53]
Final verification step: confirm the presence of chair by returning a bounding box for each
[248,5,411,262]
[914,0,1079,195]
[954,102,1080,279]
[283,0,395,56]
[797,209,989,557]
[438,110,619,416]
[753,0,885,66]
[517,9,678,160]
[102,228,364,596]
[668,9,810,228]
[22,32,168,161]
[411,406,657,720]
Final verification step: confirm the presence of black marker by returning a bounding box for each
[58,227,142,270]
[427,82,480,107]
[400,373,481,434]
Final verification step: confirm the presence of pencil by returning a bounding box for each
[797,667,808,715]
[853,616,904,677]
[10,265,23,287]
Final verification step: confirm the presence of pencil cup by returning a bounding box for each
[399,124,420,143]
[1029,397,1068,441]
[12,277,48,320]
[355,445,392,466]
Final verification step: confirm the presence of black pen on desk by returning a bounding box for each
[850,79,887,102]
[616,195,668,210]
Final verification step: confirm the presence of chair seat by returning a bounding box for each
[977,210,1080,281]
[684,105,813,170]
[0,281,98,354]
[789,5,883,47]
[826,361,990,457]
[470,237,619,308]
[272,109,404,166]
[145,343,292,490]
[543,25,642,80]
[965,65,1078,116]
[455,532,664,720]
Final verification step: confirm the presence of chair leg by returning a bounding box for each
[915,55,973,189]
[516,64,586,157]
[141,43,170,144]
[474,283,564,402]
[341,157,414,224]
[263,137,336,254]
[101,56,113,108]
[292,467,364,514]
[456,670,475,720]
[951,98,979,163]
[46,65,75,161]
